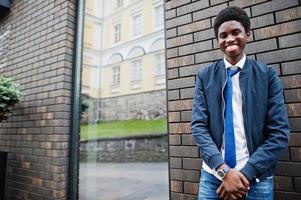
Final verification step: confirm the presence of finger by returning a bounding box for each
[230,193,238,200]
[219,190,227,199]
[234,192,244,199]
[216,184,222,195]
[224,193,231,200]
[219,185,227,199]
[239,173,250,188]
[238,184,248,193]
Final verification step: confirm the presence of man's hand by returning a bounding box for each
[216,169,249,199]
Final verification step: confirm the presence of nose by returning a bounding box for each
[226,34,235,43]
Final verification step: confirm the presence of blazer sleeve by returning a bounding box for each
[240,67,290,181]
[191,70,225,170]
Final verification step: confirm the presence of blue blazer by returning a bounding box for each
[191,58,290,181]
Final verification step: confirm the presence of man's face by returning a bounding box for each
[217,20,250,64]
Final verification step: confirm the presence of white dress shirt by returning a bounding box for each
[202,55,249,177]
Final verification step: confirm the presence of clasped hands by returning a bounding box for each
[216,165,250,200]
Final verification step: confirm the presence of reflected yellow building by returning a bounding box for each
[82,0,166,121]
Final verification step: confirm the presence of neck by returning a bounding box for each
[226,54,244,66]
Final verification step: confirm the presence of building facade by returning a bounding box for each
[82,0,166,122]
[0,0,300,199]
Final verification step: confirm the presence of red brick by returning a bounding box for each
[286,103,301,117]
[170,146,199,157]
[171,192,198,200]
[170,157,182,168]
[274,191,301,200]
[171,180,183,192]
[254,20,301,40]
[169,112,181,122]
[177,1,209,16]
[295,177,301,192]
[184,182,199,195]
[167,55,195,69]
[229,0,268,8]
[170,168,200,182]
[169,123,191,134]
[165,0,191,10]
[192,3,227,21]
[166,14,192,29]
[168,99,193,111]
[169,134,181,145]
[177,19,211,35]
[181,134,196,145]
[281,74,301,89]
[250,13,274,29]
[251,0,299,17]
[290,147,301,161]
[284,89,301,103]
[275,162,301,176]
[166,34,193,48]
[275,6,301,23]
[183,158,202,170]
[274,176,294,191]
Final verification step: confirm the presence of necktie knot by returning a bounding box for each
[227,67,240,77]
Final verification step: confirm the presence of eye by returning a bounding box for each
[232,29,241,36]
[219,33,227,39]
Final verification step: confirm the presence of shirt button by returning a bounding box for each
[255,178,260,183]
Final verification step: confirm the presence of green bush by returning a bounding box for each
[0,76,22,122]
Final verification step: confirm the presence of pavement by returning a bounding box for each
[79,162,169,200]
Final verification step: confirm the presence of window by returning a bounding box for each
[154,5,163,28]
[115,0,123,9]
[131,60,142,81]
[132,14,142,37]
[114,24,121,43]
[155,53,165,75]
[111,66,120,85]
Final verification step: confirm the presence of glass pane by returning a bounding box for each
[79,0,168,199]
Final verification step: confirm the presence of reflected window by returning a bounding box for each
[115,0,123,9]
[154,4,164,28]
[79,0,168,199]
[131,59,142,81]
[114,24,121,43]
[111,66,120,86]
[132,14,142,37]
[155,53,165,76]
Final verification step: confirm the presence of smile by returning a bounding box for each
[226,44,239,51]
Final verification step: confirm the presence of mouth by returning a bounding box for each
[225,44,239,51]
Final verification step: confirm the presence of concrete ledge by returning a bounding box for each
[80,133,168,162]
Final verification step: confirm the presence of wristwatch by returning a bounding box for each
[217,165,230,180]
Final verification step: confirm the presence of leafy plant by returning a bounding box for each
[0,76,22,122]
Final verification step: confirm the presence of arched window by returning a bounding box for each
[108,53,123,64]
[150,38,164,52]
[127,46,145,59]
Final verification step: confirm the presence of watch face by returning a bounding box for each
[217,170,225,178]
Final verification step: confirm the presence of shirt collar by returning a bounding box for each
[224,54,246,70]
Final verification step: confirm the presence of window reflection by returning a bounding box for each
[79,0,168,199]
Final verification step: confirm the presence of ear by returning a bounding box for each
[245,31,251,41]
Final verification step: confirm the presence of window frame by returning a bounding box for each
[113,23,121,44]
[111,65,121,86]
[132,14,142,38]
[131,59,142,81]
[154,4,164,29]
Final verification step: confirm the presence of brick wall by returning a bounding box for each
[0,0,76,199]
[165,0,301,199]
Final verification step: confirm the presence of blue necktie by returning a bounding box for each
[224,68,240,168]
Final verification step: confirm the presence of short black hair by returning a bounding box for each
[214,6,250,38]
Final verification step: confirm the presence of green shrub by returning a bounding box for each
[0,76,22,122]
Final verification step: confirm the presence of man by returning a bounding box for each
[191,6,290,200]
